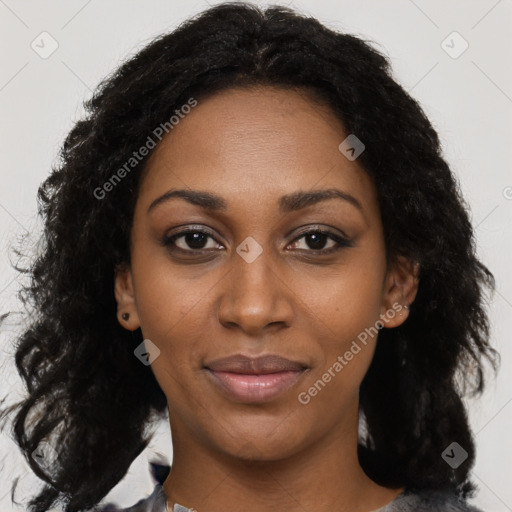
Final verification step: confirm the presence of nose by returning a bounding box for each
[217,243,294,336]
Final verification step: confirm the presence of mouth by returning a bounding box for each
[203,354,308,404]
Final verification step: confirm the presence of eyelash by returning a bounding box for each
[161,226,353,256]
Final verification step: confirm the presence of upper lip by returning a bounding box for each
[204,354,307,374]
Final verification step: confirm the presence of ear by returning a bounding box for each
[114,262,141,331]
[380,254,419,328]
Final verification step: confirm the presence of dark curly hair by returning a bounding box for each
[0,2,499,511]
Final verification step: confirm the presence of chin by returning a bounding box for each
[211,419,311,463]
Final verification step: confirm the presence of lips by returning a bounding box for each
[204,354,308,403]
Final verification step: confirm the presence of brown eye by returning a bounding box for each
[288,229,353,254]
[162,228,223,253]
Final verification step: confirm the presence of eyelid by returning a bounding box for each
[161,225,224,249]
[286,227,354,254]
[289,224,351,242]
[161,223,353,256]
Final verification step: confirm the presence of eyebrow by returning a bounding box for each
[147,188,364,214]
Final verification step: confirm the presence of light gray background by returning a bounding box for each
[1,1,511,511]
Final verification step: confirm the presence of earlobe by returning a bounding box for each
[114,263,141,331]
[380,255,419,329]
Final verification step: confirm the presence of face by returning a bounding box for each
[115,86,418,462]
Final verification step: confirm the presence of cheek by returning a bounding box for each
[297,315,379,414]
[293,249,386,394]
[132,254,210,339]
[130,263,221,391]
[293,252,385,337]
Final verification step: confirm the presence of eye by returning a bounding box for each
[287,229,353,254]
[162,227,223,253]
[162,226,353,256]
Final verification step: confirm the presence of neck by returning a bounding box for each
[163,410,403,512]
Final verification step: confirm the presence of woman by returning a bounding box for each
[0,2,498,511]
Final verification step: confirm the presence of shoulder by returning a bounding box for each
[97,483,485,512]
[379,488,485,512]
[97,462,173,511]
[97,484,167,512]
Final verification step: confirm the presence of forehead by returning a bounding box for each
[138,86,378,218]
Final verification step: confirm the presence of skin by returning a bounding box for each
[115,86,419,512]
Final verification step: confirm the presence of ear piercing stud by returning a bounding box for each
[122,312,130,321]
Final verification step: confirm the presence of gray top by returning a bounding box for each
[105,483,484,512]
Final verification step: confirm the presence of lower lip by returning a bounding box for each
[206,370,305,403]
